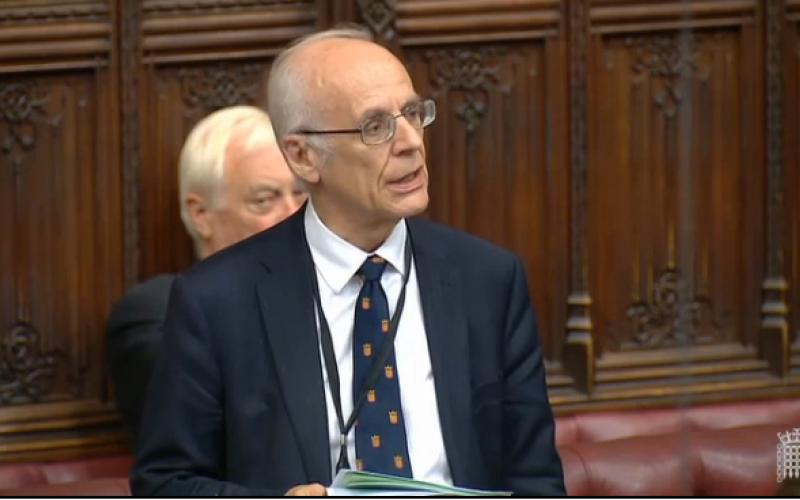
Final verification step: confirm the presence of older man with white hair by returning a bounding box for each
[132,26,564,497]
[107,105,305,444]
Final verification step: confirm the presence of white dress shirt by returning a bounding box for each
[304,201,452,485]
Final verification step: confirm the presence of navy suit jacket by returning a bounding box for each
[107,273,175,444]
[131,209,564,496]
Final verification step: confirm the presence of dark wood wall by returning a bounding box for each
[0,0,797,462]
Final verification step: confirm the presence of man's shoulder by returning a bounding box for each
[181,213,302,291]
[116,274,176,312]
[131,274,176,297]
[107,274,176,334]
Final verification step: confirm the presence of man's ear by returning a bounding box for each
[185,193,212,240]
[281,135,321,185]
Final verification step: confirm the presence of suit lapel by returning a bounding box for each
[408,220,472,486]
[255,213,331,484]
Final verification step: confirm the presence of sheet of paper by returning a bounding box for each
[327,469,512,497]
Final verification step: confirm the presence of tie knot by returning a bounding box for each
[360,255,387,282]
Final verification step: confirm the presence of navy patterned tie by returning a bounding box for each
[352,255,412,477]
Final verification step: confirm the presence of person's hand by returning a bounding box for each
[285,483,327,496]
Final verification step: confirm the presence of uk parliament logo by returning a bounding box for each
[778,428,800,482]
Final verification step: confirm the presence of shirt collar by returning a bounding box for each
[304,199,408,294]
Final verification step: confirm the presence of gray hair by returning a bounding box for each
[267,25,374,143]
[178,105,277,240]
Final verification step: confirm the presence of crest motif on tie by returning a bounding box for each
[352,254,412,477]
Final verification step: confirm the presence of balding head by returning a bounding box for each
[267,26,397,140]
[266,26,431,252]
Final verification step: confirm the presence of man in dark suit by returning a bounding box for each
[131,26,564,496]
[107,106,306,443]
[106,274,174,443]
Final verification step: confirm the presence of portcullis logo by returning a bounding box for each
[778,428,800,482]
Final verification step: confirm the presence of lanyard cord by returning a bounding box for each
[308,236,413,473]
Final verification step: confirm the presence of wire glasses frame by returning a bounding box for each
[294,99,436,146]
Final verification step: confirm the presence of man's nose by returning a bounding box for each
[391,115,424,155]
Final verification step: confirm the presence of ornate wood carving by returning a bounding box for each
[589,0,757,34]
[0,82,52,167]
[0,2,108,24]
[583,26,772,405]
[626,33,699,119]
[624,268,721,348]
[395,0,560,46]
[142,0,308,14]
[0,2,110,71]
[425,47,505,134]
[761,0,789,377]
[569,1,589,301]
[565,0,594,394]
[121,0,142,287]
[139,3,315,64]
[0,322,61,405]
[408,43,560,367]
[357,0,397,45]
[766,2,786,279]
[179,63,261,116]
[0,22,110,73]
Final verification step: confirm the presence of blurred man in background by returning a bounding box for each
[107,105,306,443]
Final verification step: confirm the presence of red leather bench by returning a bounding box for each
[556,398,800,495]
[0,398,797,495]
[0,455,132,496]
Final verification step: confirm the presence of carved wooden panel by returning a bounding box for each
[786,0,800,374]
[396,0,560,46]
[0,70,126,460]
[0,1,111,74]
[589,0,756,34]
[591,30,754,351]
[392,0,568,367]
[406,43,567,362]
[552,0,797,410]
[760,0,790,378]
[140,0,316,64]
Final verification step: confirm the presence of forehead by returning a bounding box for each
[303,39,417,117]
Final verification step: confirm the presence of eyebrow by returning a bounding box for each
[248,185,282,195]
[358,95,422,122]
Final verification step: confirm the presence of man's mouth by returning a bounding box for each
[387,167,425,194]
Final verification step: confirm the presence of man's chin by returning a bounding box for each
[395,192,429,219]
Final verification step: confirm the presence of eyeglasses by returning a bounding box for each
[295,99,436,146]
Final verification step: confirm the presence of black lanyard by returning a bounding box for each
[307,235,413,473]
